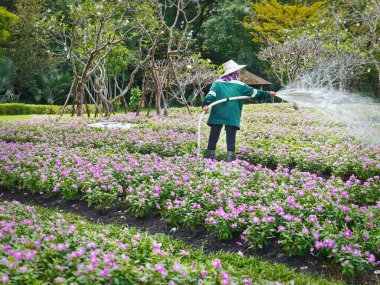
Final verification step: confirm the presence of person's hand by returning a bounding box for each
[269,91,276,98]
[203,106,209,112]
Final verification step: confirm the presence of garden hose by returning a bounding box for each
[197,96,251,158]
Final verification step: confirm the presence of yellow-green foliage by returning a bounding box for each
[243,0,326,42]
[0,103,60,115]
[0,7,18,43]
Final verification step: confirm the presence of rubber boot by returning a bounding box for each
[226,151,235,162]
[205,149,216,160]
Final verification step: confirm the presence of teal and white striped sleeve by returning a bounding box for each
[202,82,217,107]
[252,89,270,100]
[241,83,270,100]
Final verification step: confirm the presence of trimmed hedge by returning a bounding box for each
[0,104,100,115]
[0,103,60,115]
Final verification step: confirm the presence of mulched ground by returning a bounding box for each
[0,188,379,285]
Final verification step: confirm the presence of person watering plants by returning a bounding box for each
[202,60,276,162]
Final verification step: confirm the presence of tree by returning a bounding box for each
[258,36,325,86]
[0,6,17,45]
[338,0,380,94]
[38,0,141,117]
[243,0,325,43]
[6,0,54,101]
[28,72,71,105]
[201,0,258,68]
[0,57,14,102]
[138,0,200,116]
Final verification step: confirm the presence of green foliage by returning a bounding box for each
[0,57,13,99]
[129,86,141,112]
[5,0,54,99]
[243,0,326,43]
[0,103,60,115]
[0,6,17,44]
[201,0,258,67]
[28,71,72,104]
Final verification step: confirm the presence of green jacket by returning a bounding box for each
[202,79,270,129]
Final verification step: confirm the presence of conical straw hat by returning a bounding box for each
[220,60,247,77]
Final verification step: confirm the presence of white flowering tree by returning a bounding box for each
[140,0,201,116]
[38,0,140,117]
[169,54,217,112]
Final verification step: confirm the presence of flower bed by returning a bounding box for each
[0,140,379,275]
[238,105,380,180]
[2,200,333,285]
[0,105,379,275]
[0,118,196,157]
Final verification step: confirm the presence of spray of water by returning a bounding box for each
[276,87,380,145]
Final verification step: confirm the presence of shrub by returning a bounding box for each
[129,87,141,111]
[0,103,61,115]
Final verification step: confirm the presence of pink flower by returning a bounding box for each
[286,196,296,204]
[212,258,221,268]
[344,229,352,239]
[278,226,286,232]
[173,262,182,272]
[1,273,9,284]
[324,239,335,248]
[55,277,65,284]
[309,215,318,223]
[302,228,310,236]
[155,263,167,277]
[315,242,324,249]
[368,254,376,263]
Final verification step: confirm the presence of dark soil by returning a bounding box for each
[0,188,379,285]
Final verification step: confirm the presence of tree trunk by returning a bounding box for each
[136,76,147,116]
[147,92,153,117]
[155,87,162,116]
[75,79,84,117]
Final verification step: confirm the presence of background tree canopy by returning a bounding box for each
[0,0,378,111]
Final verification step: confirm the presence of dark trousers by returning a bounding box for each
[207,124,238,152]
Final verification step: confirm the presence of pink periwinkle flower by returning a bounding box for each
[344,229,352,239]
[286,196,296,204]
[173,262,182,272]
[309,215,318,223]
[315,242,324,249]
[212,258,221,268]
[155,263,167,277]
[55,277,65,284]
[278,226,286,232]
[324,239,335,248]
[1,273,9,284]
[302,228,310,236]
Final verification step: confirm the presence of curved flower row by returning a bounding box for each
[238,105,380,180]
[0,118,196,157]
[0,200,269,285]
[0,141,378,275]
[1,104,379,180]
